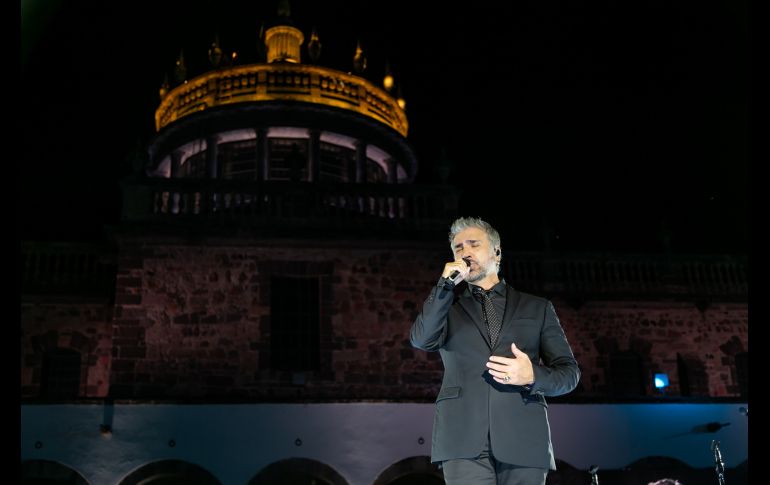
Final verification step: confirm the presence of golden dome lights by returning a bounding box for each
[383,61,394,92]
[156,4,408,135]
[397,84,406,110]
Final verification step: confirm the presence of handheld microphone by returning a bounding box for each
[445,259,470,289]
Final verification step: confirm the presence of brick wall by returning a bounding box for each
[553,300,747,398]
[21,302,113,398]
[104,241,747,400]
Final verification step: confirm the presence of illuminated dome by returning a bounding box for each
[148,2,414,185]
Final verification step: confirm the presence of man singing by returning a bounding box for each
[410,216,580,484]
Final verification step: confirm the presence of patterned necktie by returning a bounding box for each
[473,286,502,346]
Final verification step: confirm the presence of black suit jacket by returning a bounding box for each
[410,278,580,469]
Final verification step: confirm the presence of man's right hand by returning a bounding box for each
[442,259,470,284]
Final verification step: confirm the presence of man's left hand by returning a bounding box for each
[486,342,534,386]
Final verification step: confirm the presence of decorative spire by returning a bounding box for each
[307,27,322,63]
[159,73,170,100]
[208,34,223,67]
[352,40,367,73]
[173,49,186,84]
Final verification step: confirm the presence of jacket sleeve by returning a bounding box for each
[528,300,581,397]
[409,278,455,351]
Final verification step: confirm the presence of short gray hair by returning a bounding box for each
[448,217,501,250]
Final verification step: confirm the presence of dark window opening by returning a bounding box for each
[220,139,257,180]
[735,352,748,398]
[270,276,320,371]
[676,353,710,397]
[366,158,386,183]
[40,348,82,399]
[319,142,353,183]
[269,138,308,181]
[179,151,207,178]
[608,351,646,397]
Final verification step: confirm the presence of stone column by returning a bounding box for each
[256,127,268,182]
[386,158,398,184]
[169,150,183,179]
[309,129,321,182]
[206,135,220,179]
[354,140,367,183]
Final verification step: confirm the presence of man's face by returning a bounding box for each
[452,227,498,283]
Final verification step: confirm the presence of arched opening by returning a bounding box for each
[372,456,443,485]
[249,458,348,485]
[21,459,89,484]
[624,455,702,484]
[118,459,221,485]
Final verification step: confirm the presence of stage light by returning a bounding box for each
[654,373,669,389]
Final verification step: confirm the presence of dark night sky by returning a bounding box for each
[20,0,748,254]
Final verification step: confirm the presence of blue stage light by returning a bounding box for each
[654,373,669,389]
